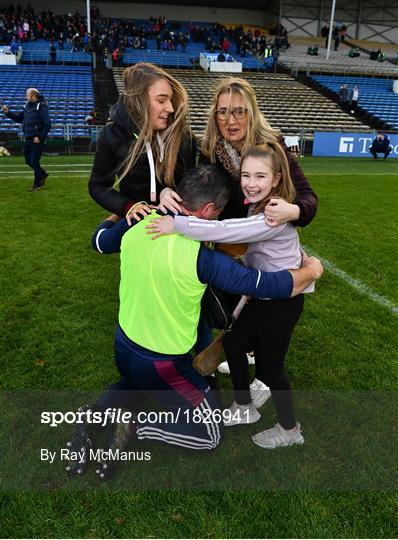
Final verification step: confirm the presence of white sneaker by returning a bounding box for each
[223,401,261,426]
[217,361,230,374]
[247,352,255,365]
[250,378,271,409]
[252,422,304,449]
[217,352,255,375]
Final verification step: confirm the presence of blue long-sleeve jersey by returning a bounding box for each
[92,217,293,299]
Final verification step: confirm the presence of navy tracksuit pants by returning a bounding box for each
[24,140,45,187]
[95,325,223,450]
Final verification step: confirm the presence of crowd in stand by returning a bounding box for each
[320,24,347,51]
[0,4,289,67]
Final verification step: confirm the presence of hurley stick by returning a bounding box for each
[193,295,248,376]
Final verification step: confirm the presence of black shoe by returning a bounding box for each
[41,171,49,186]
[65,404,97,478]
[27,186,42,191]
[95,415,136,481]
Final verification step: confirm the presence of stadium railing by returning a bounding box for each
[20,50,93,66]
[1,124,104,154]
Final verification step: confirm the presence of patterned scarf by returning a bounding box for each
[215,137,242,179]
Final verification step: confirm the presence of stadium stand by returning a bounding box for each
[345,40,398,64]
[311,75,398,131]
[1,8,388,145]
[278,37,398,76]
[122,40,196,69]
[0,65,94,136]
[113,67,372,137]
[122,39,268,71]
[20,39,92,65]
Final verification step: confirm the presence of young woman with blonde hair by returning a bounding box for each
[88,63,196,219]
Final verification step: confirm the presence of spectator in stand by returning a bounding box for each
[155,33,161,50]
[104,47,112,69]
[83,33,90,52]
[369,49,379,60]
[348,47,360,58]
[321,25,329,42]
[49,41,57,64]
[222,37,230,53]
[112,46,121,66]
[332,26,340,50]
[264,55,274,71]
[72,33,81,52]
[338,83,349,111]
[10,36,18,54]
[350,84,359,114]
[377,50,386,62]
[307,46,319,56]
[1,88,51,191]
[236,33,243,54]
[85,109,98,125]
[58,32,64,50]
[86,109,98,151]
[369,133,392,160]
[264,44,273,58]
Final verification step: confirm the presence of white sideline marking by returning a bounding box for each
[303,246,398,316]
[0,170,90,175]
[2,164,91,168]
[307,173,395,176]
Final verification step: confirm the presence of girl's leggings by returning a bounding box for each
[223,295,304,430]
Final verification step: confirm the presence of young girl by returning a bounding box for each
[147,142,315,449]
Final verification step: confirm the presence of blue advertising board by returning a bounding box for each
[312,132,398,158]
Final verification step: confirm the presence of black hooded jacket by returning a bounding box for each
[5,95,51,141]
[88,97,197,216]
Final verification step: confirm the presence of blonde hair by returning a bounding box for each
[201,77,279,161]
[240,143,296,214]
[116,63,191,188]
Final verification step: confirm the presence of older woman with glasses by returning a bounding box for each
[162,77,317,224]
[199,77,318,224]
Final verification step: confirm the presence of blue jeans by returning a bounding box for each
[24,140,45,187]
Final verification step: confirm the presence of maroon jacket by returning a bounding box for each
[198,138,318,226]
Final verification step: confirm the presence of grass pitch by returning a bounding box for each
[0,155,397,538]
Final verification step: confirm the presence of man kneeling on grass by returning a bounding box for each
[66,166,322,481]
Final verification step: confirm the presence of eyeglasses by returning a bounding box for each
[215,107,248,120]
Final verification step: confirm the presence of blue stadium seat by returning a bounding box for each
[311,74,398,128]
[0,65,94,137]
